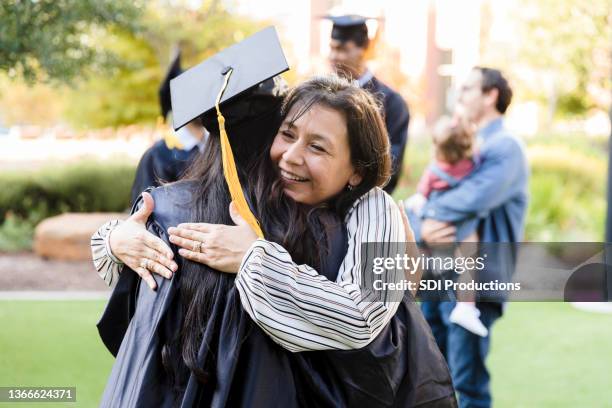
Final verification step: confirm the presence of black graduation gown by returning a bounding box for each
[362,76,410,194]
[97,181,456,407]
[129,140,200,205]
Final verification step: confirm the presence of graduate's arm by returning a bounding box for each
[235,188,406,352]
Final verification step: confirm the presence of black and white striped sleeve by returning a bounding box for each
[91,219,124,286]
[234,187,406,352]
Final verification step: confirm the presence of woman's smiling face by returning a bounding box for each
[269,103,362,206]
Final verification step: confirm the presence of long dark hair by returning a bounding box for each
[161,74,393,400]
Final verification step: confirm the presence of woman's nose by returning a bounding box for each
[282,141,304,165]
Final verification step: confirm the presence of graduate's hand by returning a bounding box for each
[399,201,421,296]
[421,219,456,244]
[168,202,258,273]
[109,192,177,290]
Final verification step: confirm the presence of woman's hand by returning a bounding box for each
[168,202,258,273]
[109,192,177,290]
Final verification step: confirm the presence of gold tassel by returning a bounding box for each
[215,68,264,238]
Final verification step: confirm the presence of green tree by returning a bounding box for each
[516,0,611,117]
[64,1,266,128]
[0,0,143,83]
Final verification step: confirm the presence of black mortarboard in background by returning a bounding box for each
[169,26,289,237]
[325,14,372,48]
[159,50,183,121]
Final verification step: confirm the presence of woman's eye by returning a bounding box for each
[310,144,326,153]
[281,130,295,140]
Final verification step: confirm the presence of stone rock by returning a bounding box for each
[34,213,128,261]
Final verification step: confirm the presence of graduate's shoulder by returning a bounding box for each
[149,179,197,203]
[147,180,198,225]
[371,77,408,110]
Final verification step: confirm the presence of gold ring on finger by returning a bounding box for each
[193,241,202,253]
[140,258,149,270]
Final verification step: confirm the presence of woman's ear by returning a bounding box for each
[348,171,363,188]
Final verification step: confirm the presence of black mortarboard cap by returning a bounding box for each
[170,26,289,131]
[159,50,183,121]
[169,26,290,238]
[324,14,372,46]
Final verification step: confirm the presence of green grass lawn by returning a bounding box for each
[0,301,611,407]
[0,301,113,407]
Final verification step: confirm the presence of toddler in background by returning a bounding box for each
[405,115,488,337]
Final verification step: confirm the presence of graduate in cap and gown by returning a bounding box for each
[326,15,410,194]
[129,50,208,205]
[94,27,455,407]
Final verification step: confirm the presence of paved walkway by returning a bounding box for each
[0,290,110,300]
[0,252,111,292]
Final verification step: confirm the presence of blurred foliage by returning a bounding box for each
[64,1,266,128]
[515,0,611,117]
[394,133,607,242]
[0,213,35,252]
[0,0,143,84]
[0,1,265,128]
[0,159,136,252]
[0,160,135,226]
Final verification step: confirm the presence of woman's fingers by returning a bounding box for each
[168,226,208,243]
[175,223,215,233]
[140,238,177,272]
[178,248,210,265]
[135,267,157,291]
[398,201,421,294]
[143,233,174,261]
[136,248,174,279]
[168,234,200,253]
[146,260,174,280]
[398,200,416,242]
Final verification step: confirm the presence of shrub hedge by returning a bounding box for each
[0,161,135,251]
[0,161,135,225]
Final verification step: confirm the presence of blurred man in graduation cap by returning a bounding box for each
[129,50,208,205]
[326,14,410,194]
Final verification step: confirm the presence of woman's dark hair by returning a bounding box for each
[160,75,393,403]
[280,75,392,215]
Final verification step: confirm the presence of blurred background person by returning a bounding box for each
[418,67,529,408]
[405,113,488,337]
[326,14,409,194]
[130,50,208,205]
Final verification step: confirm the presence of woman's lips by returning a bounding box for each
[280,169,308,183]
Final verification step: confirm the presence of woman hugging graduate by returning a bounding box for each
[92,27,456,407]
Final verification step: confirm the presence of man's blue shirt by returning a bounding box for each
[422,118,529,243]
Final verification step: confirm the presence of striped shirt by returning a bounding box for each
[90,187,406,352]
[235,187,406,352]
[91,219,124,286]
